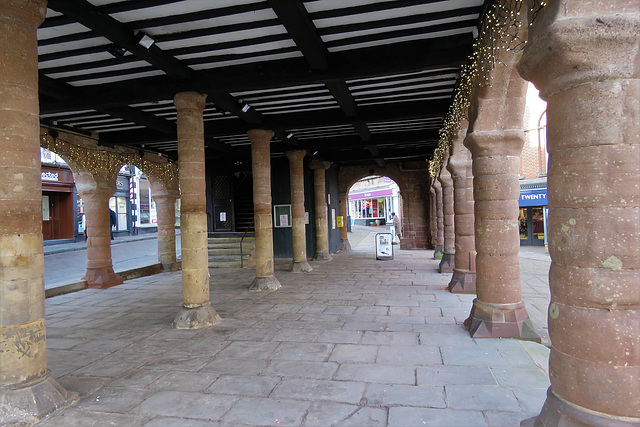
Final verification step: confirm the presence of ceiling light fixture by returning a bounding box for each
[136,32,155,49]
[241,104,251,113]
[286,133,294,139]
[107,44,127,58]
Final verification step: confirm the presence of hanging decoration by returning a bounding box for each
[428,0,547,178]
[40,129,179,187]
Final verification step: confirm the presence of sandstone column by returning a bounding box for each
[463,48,537,340]
[78,184,123,288]
[438,153,455,273]
[310,160,332,261]
[150,179,179,269]
[286,150,312,272]
[519,2,640,425]
[433,178,444,259]
[429,181,437,250]
[173,92,220,328]
[448,122,476,293]
[248,129,281,290]
[339,191,351,251]
[0,1,72,423]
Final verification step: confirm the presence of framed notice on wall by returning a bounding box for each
[274,204,292,228]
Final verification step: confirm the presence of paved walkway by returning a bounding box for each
[37,226,551,426]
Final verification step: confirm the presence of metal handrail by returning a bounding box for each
[239,219,254,268]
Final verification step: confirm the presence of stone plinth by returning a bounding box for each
[286,150,312,272]
[310,161,332,261]
[0,0,73,423]
[173,92,220,328]
[248,129,281,290]
[518,1,640,424]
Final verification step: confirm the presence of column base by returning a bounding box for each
[433,245,443,259]
[464,299,541,342]
[313,251,333,261]
[522,387,640,427]
[448,268,476,294]
[438,251,455,273]
[0,374,77,425]
[340,238,351,251]
[249,275,282,291]
[82,267,123,289]
[290,260,313,273]
[172,304,221,329]
[162,261,182,272]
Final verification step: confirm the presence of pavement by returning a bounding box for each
[36,225,552,426]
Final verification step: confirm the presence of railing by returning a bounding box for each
[239,219,254,268]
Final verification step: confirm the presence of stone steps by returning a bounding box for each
[208,236,255,268]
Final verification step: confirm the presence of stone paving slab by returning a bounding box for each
[34,226,551,426]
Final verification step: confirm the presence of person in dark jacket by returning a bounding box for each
[109,208,117,240]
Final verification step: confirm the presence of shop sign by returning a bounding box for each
[519,188,547,207]
[41,171,59,181]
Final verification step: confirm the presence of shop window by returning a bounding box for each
[139,178,150,225]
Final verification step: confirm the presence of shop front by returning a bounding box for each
[109,175,132,237]
[348,189,394,226]
[518,186,547,246]
[41,165,76,242]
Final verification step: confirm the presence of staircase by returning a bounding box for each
[208,235,255,268]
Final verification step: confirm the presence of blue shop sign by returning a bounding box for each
[519,188,547,207]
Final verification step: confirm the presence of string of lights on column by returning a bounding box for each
[428,0,546,178]
[41,130,179,187]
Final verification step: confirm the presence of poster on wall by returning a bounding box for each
[331,208,336,229]
[274,205,292,228]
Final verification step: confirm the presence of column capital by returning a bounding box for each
[309,160,331,170]
[247,129,275,143]
[518,2,640,99]
[463,130,524,158]
[285,149,307,162]
[173,92,207,111]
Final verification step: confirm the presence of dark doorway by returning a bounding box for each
[519,206,545,246]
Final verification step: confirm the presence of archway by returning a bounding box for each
[338,161,431,250]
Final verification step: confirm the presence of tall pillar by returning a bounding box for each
[433,178,444,259]
[248,129,281,290]
[286,150,312,272]
[173,92,220,328]
[448,122,476,293]
[339,191,351,251]
[463,44,537,339]
[78,184,123,288]
[310,160,332,261]
[150,179,179,268]
[519,2,640,425]
[0,1,72,423]
[438,153,455,273]
[463,129,537,340]
[429,181,437,250]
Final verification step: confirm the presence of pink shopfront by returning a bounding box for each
[348,188,396,226]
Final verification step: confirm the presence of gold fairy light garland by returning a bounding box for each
[41,130,179,187]
[428,0,546,178]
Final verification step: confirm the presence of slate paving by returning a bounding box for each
[36,226,551,426]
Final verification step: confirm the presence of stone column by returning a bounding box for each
[0,1,72,424]
[339,191,351,251]
[438,153,455,273]
[78,185,123,288]
[248,129,281,290]
[519,2,640,425]
[150,179,179,269]
[433,178,444,259]
[463,131,537,339]
[448,122,476,293]
[173,92,220,328]
[286,150,312,272]
[429,182,437,250]
[310,160,332,261]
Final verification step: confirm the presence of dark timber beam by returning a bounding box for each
[47,0,192,80]
[40,34,472,114]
